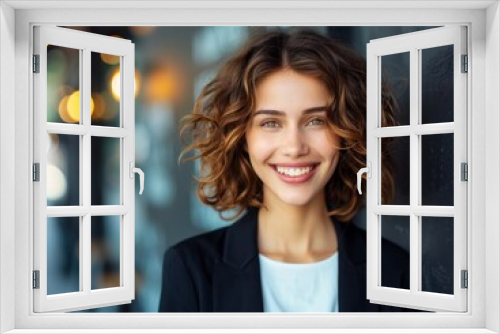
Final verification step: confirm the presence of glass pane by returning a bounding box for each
[421,217,454,294]
[91,52,121,127]
[421,134,454,206]
[47,217,80,295]
[381,52,410,127]
[47,134,80,206]
[421,45,454,124]
[381,136,410,205]
[381,215,410,289]
[91,137,121,206]
[91,216,121,290]
[47,45,80,123]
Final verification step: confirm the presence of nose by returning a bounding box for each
[280,127,309,157]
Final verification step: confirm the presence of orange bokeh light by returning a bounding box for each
[110,70,141,101]
[144,66,178,104]
[59,91,95,123]
[101,53,120,65]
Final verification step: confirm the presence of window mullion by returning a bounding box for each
[417,47,423,294]
[373,205,455,216]
[82,214,91,293]
[372,123,454,138]
[46,123,130,138]
[82,48,92,294]
[409,47,420,295]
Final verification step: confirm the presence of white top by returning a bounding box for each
[258,252,339,312]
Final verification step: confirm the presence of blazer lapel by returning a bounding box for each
[213,208,264,312]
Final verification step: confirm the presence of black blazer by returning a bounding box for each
[159,207,411,312]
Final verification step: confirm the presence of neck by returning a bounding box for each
[257,197,337,262]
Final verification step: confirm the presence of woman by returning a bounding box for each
[158,29,408,312]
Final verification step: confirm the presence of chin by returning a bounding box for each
[276,194,316,207]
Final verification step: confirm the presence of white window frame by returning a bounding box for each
[33,25,136,313]
[0,1,499,333]
[366,26,468,312]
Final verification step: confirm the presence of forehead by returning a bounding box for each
[254,70,331,110]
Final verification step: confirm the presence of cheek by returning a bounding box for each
[315,134,341,170]
[327,134,342,160]
[249,144,272,165]
[313,132,340,153]
[246,132,273,162]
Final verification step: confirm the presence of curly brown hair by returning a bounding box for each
[180,29,398,222]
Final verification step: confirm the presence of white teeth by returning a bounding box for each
[276,166,314,177]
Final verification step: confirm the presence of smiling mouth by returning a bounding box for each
[271,164,319,177]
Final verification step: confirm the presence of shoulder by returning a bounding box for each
[166,224,230,267]
[159,209,259,312]
[165,207,259,270]
[160,226,231,312]
[159,225,232,312]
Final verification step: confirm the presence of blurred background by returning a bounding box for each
[45,26,454,312]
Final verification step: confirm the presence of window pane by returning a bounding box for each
[381,136,410,205]
[421,45,454,124]
[47,217,80,295]
[91,137,121,206]
[421,216,454,294]
[91,216,121,290]
[47,45,81,124]
[91,52,121,127]
[381,52,410,127]
[381,215,410,290]
[47,134,80,206]
[421,133,454,206]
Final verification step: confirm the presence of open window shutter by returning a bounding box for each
[365,26,467,312]
[33,26,137,312]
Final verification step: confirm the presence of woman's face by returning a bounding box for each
[245,69,341,209]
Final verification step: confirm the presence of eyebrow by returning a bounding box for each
[253,106,328,116]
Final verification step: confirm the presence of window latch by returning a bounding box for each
[129,162,144,195]
[357,162,371,195]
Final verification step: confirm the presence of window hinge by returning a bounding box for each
[33,54,40,73]
[461,270,468,289]
[33,270,40,289]
[33,163,40,182]
[461,54,468,73]
[461,162,468,181]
